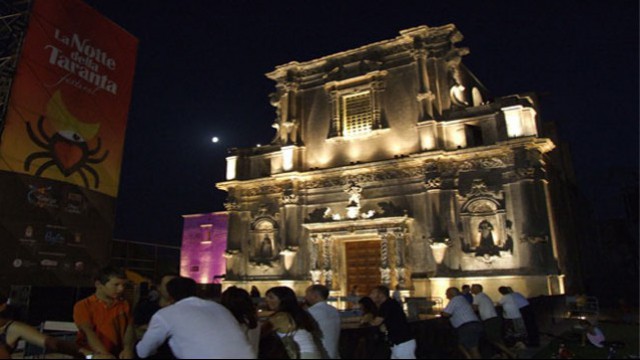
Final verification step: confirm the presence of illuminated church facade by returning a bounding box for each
[217,25,570,299]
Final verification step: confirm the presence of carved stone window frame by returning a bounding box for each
[325,70,388,140]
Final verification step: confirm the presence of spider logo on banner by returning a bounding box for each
[24,91,109,189]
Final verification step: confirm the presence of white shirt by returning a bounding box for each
[499,294,522,319]
[136,297,256,359]
[472,292,498,321]
[511,292,530,308]
[443,295,479,328]
[307,301,341,359]
[242,323,261,357]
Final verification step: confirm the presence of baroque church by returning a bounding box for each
[217,25,572,299]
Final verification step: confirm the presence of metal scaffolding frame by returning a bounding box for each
[0,0,31,139]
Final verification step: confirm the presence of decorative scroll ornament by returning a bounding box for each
[224,199,240,211]
[282,187,299,205]
[310,270,322,284]
[425,177,442,190]
[468,179,489,196]
[479,157,506,169]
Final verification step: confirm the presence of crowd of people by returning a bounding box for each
[441,284,540,359]
[0,266,550,359]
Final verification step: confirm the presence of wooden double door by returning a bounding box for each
[344,240,381,297]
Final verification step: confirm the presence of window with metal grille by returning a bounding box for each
[343,91,372,138]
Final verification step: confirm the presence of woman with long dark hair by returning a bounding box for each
[220,287,260,355]
[263,286,321,359]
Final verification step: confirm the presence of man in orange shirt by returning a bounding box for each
[74,267,135,359]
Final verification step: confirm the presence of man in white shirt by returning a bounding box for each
[136,277,256,359]
[305,285,341,359]
[498,286,526,344]
[471,284,516,358]
[508,287,539,347]
[442,287,482,359]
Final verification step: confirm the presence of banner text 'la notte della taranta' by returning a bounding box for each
[45,28,119,95]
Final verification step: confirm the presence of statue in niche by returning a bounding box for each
[501,220,514,254]
[260,234,274,259]
[475,220,501,257]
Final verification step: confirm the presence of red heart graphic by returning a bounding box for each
[53,141,84,171]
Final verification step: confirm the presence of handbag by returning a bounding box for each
[281,331,301,359]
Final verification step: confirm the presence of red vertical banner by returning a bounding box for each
[0,0,138,197]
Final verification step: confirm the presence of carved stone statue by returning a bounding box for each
[501,220,514,254]
[475,220,500,257]
[260,235,274,259]
[449,66,469,107]
[344,181,363,219]
[269,90,299,145]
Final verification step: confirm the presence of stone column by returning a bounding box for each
[379,230,391,286]
[322,234,333,289]
[412,49,435,120]
[223,188,249,279]
[371,77,386,130]
[325,83,341,138]
[309,234,322,284]
[282,185,300,249]
[283,82,299,144]
[394,229,407,287]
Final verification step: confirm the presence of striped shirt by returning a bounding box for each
[444,295,479,328]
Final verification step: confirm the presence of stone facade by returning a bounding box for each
[217,25,565,298]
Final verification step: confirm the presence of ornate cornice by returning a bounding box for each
[242,185,283,197]
[424,153,514,176]
[301,166,424,190]
[303,216,412,234]
[266,24,464,83]
[502,167,537,182]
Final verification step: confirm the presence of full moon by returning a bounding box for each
[212,136,219,143]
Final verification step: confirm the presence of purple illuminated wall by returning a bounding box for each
[180,212,228,284]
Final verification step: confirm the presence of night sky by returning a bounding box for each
[82,1,638,245]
